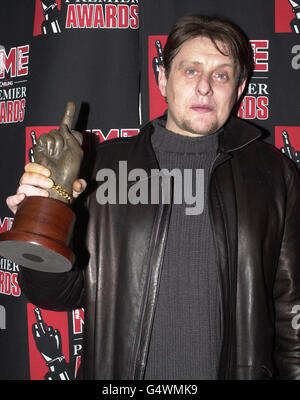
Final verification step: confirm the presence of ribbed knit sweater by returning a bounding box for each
[144,118,222,380]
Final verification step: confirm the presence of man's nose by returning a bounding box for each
[196,75,213,96]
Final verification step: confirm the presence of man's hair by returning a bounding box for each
[163,14,253,85]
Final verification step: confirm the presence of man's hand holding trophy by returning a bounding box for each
[0,102,87,273]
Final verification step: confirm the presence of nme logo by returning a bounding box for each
[0,45,29,79]
[251,40,269,72]
[0,217,14,234]
[275,126,300,169]
[0,218,20,298]
[86,128,139,144]
[275,0,300,33]
[25,126,139,163]
[0,45,29,124]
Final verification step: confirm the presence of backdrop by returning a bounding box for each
[0,0,299,380]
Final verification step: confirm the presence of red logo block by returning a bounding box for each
[275,0,299,33]
[33,0,62,36]
[27,304,70,380]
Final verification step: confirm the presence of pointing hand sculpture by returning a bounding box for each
[0,101,84,272]
[33,101,84,204]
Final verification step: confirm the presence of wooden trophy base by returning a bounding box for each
[0,196,76,273]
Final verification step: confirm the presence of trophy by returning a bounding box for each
[0,102,83,273]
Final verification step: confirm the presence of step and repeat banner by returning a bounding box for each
[0,0,299,380]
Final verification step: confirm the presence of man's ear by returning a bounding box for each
[236,78,247,101]
[158,65,168,98]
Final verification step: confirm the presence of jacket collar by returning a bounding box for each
[131,115,262,172]
[219,116,262,152]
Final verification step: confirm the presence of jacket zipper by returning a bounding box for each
[131,178,172,379]
[207,151,233,379]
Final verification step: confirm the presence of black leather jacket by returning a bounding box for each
[18,116,300,380]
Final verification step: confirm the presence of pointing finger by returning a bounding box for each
[61,101,75,130]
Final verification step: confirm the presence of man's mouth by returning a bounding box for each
[190,104,214,113]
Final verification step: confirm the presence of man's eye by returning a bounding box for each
[186,69,197,75]
[215,73,228,80]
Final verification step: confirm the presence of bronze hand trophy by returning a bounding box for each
[0,102,83,273]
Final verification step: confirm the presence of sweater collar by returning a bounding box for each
[130,115,262,172]
[149,114,262,153]
[150,117,221,154]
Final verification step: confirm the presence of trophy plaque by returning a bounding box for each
[0,102,83,273]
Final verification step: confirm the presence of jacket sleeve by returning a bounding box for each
[18,263,84,311]
[17,194,89,312]
[273,161,300,379]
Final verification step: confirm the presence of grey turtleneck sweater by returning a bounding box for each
[144,118,222,380]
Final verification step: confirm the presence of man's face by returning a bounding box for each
[158,36,246,137]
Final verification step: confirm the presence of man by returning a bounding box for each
[7,15,300,380]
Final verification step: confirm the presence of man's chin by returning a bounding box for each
[181,120,220,136]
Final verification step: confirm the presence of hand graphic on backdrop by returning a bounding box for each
[289,0,300,34]
[33,307,70,380]
[33,307,63,362]
[41,0,61,35]
[28,130,37,163]
[152,39,164,85]
[280,130,300,168]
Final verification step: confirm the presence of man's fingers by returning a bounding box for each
[17,184,50,198]
[20,171,53,189]
[7,184,50,215]
[72,178,87,198]
[61,101,75,131]
[25,162,51,177]
[6,193,25,215]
